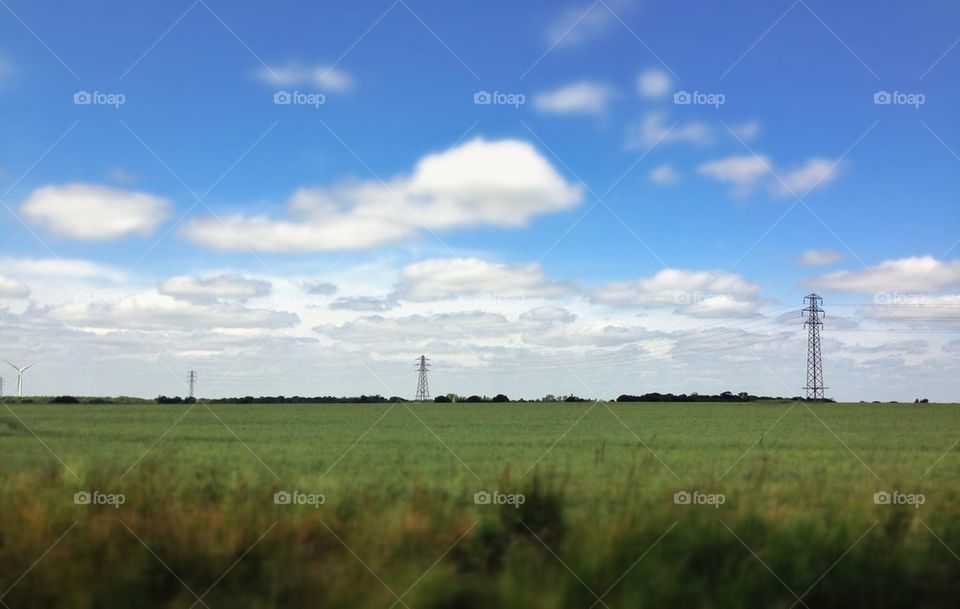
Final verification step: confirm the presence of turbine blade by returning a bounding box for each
[22,363,36,372]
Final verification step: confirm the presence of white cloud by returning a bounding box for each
[626,113,713,149]
[533,81,614,114]
[0,55,12,82]
[158,274,272,303]
[522,324,655,349]
[728,120,761,140]
[544,1,628,48]
[636,69,672,98]
[774,158,840,196]
[182,138,583,252]
[839,339,929,355]
[650,164,680,185]
[685,295,758,318]
[0,275,29,298]
[698,155,841,198]
[316,311,511,345]
[329,295,397,312]
[519,306,576,324]
[697,155,771,195]
[593,268,761,316]
[303,282,337,296]
[0,257,124,281]
[812,257,960,294]
[20,183,171,240]
[860,295,960,321]
[46,293,298,331]
[256,61,352,91]
[798,249,843,267]
[3,253,955,401]
[396,258,571,301]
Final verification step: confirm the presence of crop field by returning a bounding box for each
[1,401,959,608]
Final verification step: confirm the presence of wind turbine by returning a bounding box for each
[4,361,35,398]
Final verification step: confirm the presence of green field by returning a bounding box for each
[1,401,959,608]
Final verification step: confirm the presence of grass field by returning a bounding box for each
[1,401,959,608]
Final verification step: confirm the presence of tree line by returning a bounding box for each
[13,392,853,404]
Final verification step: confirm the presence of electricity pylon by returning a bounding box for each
[415,356,430,401]
[187,370,198,399]
[802,294,826,400]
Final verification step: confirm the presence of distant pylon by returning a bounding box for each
[187,370,198,399]
[802,294,826,400]
[415,356,430,401]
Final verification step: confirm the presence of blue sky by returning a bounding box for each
[1,0,959,401]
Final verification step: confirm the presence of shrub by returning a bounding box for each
[51,396,80,404]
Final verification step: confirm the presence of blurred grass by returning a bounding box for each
[0,402,958,608]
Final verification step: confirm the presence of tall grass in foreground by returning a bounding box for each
[1,464,958,608]
[1,402,959,607]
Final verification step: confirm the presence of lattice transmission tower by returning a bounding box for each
[802,294,826,400]
[415,356,430,401]
[187,370,198,399]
